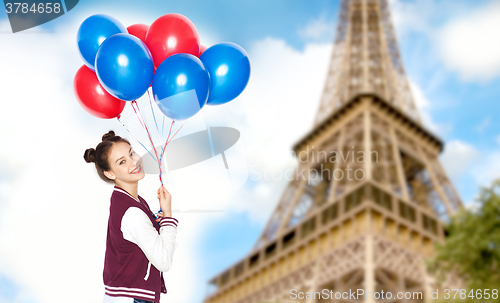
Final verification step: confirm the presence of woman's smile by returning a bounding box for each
[130,164,142,174]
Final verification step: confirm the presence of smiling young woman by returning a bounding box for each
[84,130,178,303]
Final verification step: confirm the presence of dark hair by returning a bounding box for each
[84,130,131,184]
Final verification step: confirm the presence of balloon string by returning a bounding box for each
[161,116,165,137]
[160,121,186,161]
[159,112,166,186]
[156,121,184,198]
[167,121,174,144]
[156,121,184,209]
[146,89,166,186]
[131,101,160,163]
[158,121,174,179]
[130,101,148,134]
[116,116,157,163]
[131,101,166,188]
[133,101,160,162]
[118,104,185,188]
[168,122,185,144]
[160,121,174,161]
[130,101,152,153]
[147,89,162,146]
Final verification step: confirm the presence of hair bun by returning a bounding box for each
[102,130,116,141]
[84,148,96,163]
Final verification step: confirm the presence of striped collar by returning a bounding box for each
[113,186,141,203]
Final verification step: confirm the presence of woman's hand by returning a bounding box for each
[155,211,164,223]
[157,186,172,217]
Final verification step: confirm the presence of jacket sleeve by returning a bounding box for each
[121,207,178,272]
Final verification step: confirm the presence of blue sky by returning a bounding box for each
[1,0,500,302]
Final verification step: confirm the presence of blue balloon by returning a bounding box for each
[95,33,154,101]
[76,14,127,70]
[152,54,210,121]
[199,42,251,105]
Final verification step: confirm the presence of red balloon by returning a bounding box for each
[198,45,207,57]
[127,24,149,43]
[74,65,126,119]
[145,14,200,67]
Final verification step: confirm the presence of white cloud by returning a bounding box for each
[298,15,335,42]
[410,81,430,110]
[389,0,473,39]
[475,116,491,133]
[440,140,479,178]
[471,151,500,187]
[390,0,500,82]
[0,18,109,302]
[436,1,500,82]
[440,139,500,199]
[1,19,10,31]
[390,0,437,37]
[409,80,452,137]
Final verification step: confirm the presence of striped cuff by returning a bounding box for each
[159,217,178,228]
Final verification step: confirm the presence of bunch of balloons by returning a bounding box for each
[73,13,251,121]
[73,13,250,186]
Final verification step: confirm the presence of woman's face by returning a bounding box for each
[104,141,145,183]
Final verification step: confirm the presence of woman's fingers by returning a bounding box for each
[162,187,170,198]
[156,186,171,201]
[157,187,164,199]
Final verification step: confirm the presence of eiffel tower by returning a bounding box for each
[204,0,463,302]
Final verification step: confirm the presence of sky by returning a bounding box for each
[1,0,500,302]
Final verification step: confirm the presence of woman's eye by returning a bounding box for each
[120,160,125,165]
[131,152,135,156]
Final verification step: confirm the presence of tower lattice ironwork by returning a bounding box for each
[204,1,463,302]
